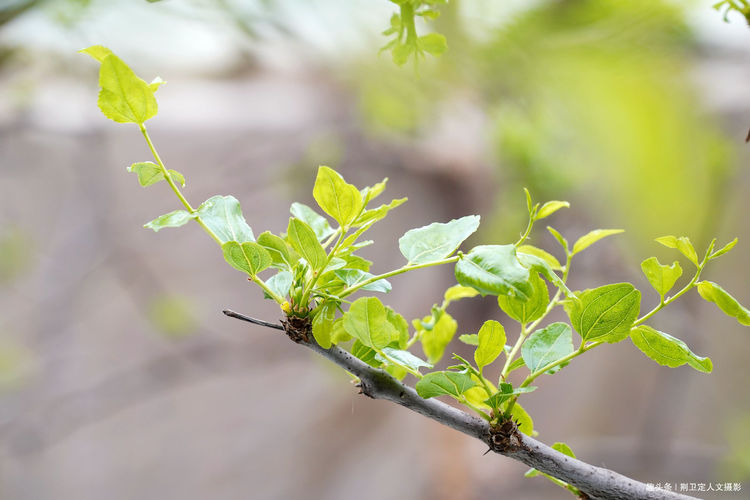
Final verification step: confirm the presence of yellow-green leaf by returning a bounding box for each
[696,281,750,326]
[572,229,624,255]
[312,166,363,228]
[474,320,506,371]
[221,241,272,276]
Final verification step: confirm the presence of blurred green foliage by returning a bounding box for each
[0,227,34,285]
[147,294,197,338]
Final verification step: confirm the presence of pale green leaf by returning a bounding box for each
[655,235,699,266]
[290,202,335,242]
[399,215,480,265]
[630,325,713,372]
[351,340,381,367]
[572,229,624,255]
[128,162,184,187]
[454,245,532,299]
[521,323,574,374]
[312,166,363,227]
[265,271,293,300]
[197,195,255,243]
[459,334,478,346]
[709,237,738,260]
[312,301,337,349]
[331,318,352,344]
[335,269,391,293]
[221,241,272,276]
[536,200,569,220]
[498,272,549,324]
[696,281,750,326]
[378,347,432,372]
[287,218,328,272]
[474,320,506,371]
[343,297,394,349]
[257,231,296,269]
[443,285,480,304]
[386,307,409,348]
[392,42,414,66]
[566,283,641,343]
[484,383,537,408]
[641,257,682,298]
[510,402,534,436]
[547,226,569,253]
[353,197,407,228]
[418,33,447,55]
[79,45,111,62]
[144,210,194,232]
[517,245,563,271]
[421,312,457,364]
[415,371,476,399]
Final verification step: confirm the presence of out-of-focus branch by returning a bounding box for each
[224,309,698,500]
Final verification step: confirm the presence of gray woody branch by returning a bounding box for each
[223,310,699,500]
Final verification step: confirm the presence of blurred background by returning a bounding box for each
[0,0,749,498]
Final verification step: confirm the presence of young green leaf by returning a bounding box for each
[312,166,363,228]
[421,312,458,364]
[418,33,447,55]
[386,307,410,349]
[378,347,433,372]
[128,162,185,188]
[312,301,337,349]
[257,231,296,269]
[265,271,293,300]
[352,197,407,228]
[459,334,479,346]
[80,47,158,124]
[526,442,576,478]
[474,320,506,371]
[535,200,569,220]
[335,269,392,293]
[392,42,414,66]
[640,257,682,298]
[696,281,750,326]
[709,237,738,260]
[497,272,549,324]
[509,401,534,436]
[484,383,537,408]
[287,218,328,272]
[290,202,336,242]
[455,245,532,299]
[517,245,563,271]
[443,285,480,304]
[547,226,569,253]
[144,210,195,232]
[655,235,699,266]
[516,251,574,299]
[343,297,394,349]
[566,283,641,343]
[360,177,388,204]
[521,323,574,374]
[197,195,255,244]
[415,371,476,399]
[221,241,272,276]
[331,318,352,344]
[399,215,480,265]
[351,340,382,367]
[630,325,713,373]
[572,229,624,255]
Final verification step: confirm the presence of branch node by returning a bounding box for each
[281,316,311,344]
[487,418,524,454]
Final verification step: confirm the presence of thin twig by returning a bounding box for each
[222,309,284,330]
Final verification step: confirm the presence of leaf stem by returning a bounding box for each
[500,323,529,383]
[139,124,222,246]
[340,255,460,298]
[633,263,705,327]
[458,395,492,421]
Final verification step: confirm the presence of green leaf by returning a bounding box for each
[144,210,195,232]
[517,252,573,298]
[360,177,388,204]
[265,271,293,300]
[547,226,569,253]
[474,320,506,371]
[351,340,381,367]
[484,383,537,408]
[399,215,480,265]
[655,235,699,266]
[331,318,352,344]
[392,42,414,66]
[148,76,166,92]
[290,202,335,242]
[552,442,576,458]
[517,245,563,271]
[353,197,407,228]
[498,272,549,324]
[536,200,569,220]
[455,245,532,299]
[510,402,534,436]
[459,334,478,346]
[343,297,394,349]
[415,371,476,399]
[630,325,713,373]
[421,311,458,364]
[572,229,624,255]
[196,195,255,243]
[378,347,432,372]
[696,281,750,326]
[418,33,447,55]
[257,231,296,269]
[128,161,185,187]
[335,269,392,293]
[287,218,328,272]
[312,301,337,349]
[521,323,574,374]
[640,257,682,298]
[386,307,409,348]
[312,166,363,228]
[443,285,480,304]
[221,241,272,276]
[81,48,158,124]
[566,283,641,343]
[709,237,738,260]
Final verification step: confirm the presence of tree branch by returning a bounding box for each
[223,310,698,500]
